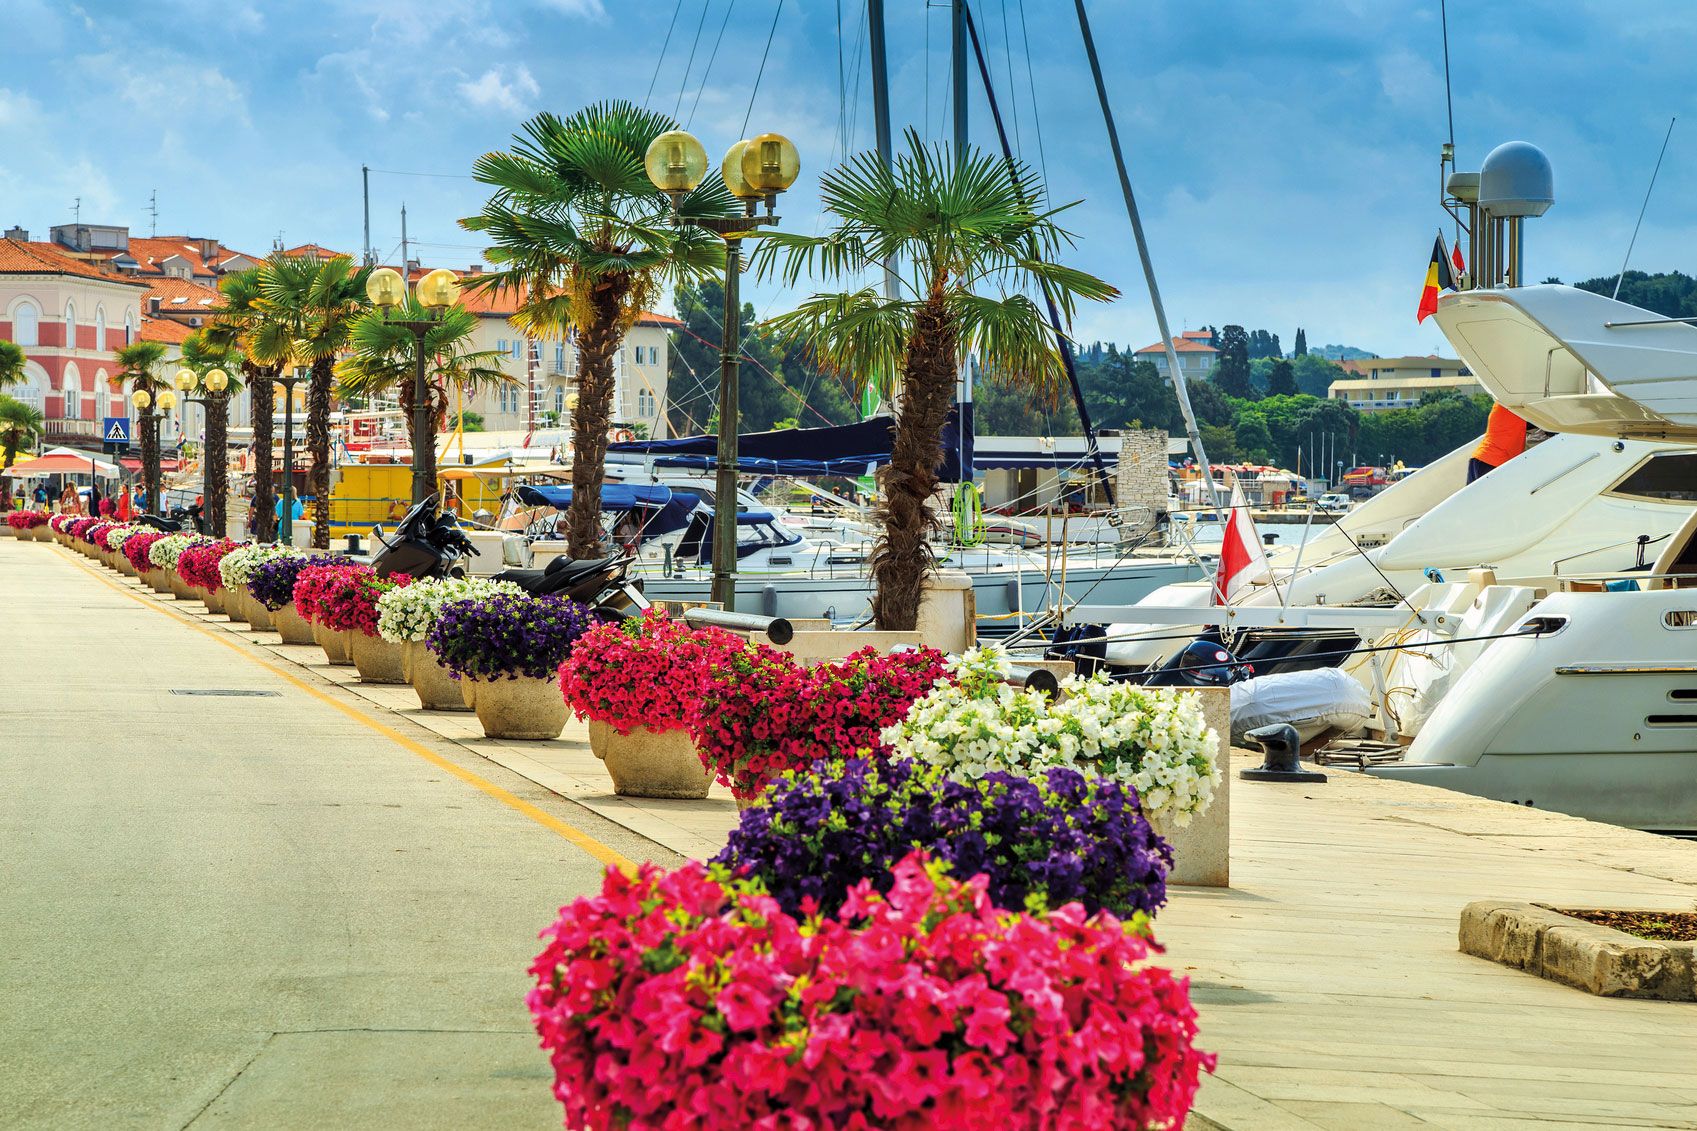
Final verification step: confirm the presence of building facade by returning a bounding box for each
[1328,355,1480,411]
[1132,329,1219,381]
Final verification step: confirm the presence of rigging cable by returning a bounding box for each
[645,0,686,109]
[673,0,713,120]
[998,0,1022,156]
[741,0,786,136]
[687,0,738,129]
[1613,116,1677,301]
[1015,0,1050,198]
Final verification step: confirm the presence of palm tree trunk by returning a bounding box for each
[563,278,629,559]
[140,413,160,515]
[0,439,15,511]
[307,357,334,549]
[206,390,229,535]
[871,289,958,631]
[249,362,277,541]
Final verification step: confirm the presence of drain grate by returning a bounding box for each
[170,689,282,697]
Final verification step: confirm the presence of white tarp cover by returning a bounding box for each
[1230,667,1371,743]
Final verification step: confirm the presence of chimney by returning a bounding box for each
[468,263,483,275]
[3,226,26,242]
[406,257,421,274]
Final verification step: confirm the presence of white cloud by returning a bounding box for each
[0,88,41,130]
[535,0,605,17]
[456,65,541,117]
[80,51,250,127]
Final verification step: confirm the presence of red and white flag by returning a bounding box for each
[1213,483,1271,605]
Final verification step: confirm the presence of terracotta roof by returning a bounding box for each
[1179,330,1214,341]
[1134,336,1218,355]
[143,276,222,311]
[441,271,679,326]
[139,315,192,344]
[279,243,348,259]
[0,240,149,287]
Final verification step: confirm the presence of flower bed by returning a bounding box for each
[311,565,412,637]
[147,533,198,574]
[122,532,169,573]
[218,543,293,597]
[689,643,951,801]
[291,562,363,623]
[68,517,101,543]
[558,610,746,733]
[375,576,523,644]
[529,851,1213,1129]
[178,539,241,592]
[246,551,328,610]
[424,592,595,681]
[5,510,48,530]
[887,645,1221,826]
[716,757,1171,922]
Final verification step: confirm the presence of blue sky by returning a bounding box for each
[4,0,1695,358]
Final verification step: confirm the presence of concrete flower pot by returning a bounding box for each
[405,642,471,712]
[351,632,407,684]
[202,588,225,615]
[115,553,136,575]
[462,679,478,710]
[312,621,353,665]
[168,574,195,600]
[588,720,712,799]
[272,604,316,645]
[31,526,50,541]
[143,568,172,594]
[244,594,275,631]
[471,675,567,740]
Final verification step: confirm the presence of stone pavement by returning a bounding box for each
[0,537,674,1129]
[18,534,1697,1129]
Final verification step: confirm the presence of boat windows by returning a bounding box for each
[1607,452,1697,502]
[1663,610,1697,628]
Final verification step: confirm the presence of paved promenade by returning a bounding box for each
[0,538,669,1129]
[9,534,1697,1128]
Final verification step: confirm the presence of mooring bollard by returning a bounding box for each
[1239,723,1327,783]
[682,607,794,646]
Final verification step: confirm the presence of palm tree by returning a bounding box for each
[460,100,732,558]
[116,340,169,513]
[335,299,513,489]
[0,339,24,391]
[208,268,288,540]
[0,394,44,511]
[258,253,372,549]
[754,133,1117,629]
[178,330,246,535]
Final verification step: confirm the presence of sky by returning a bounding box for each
[4,0,1696,358]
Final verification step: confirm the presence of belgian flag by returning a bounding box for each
[1416,232,1459,323]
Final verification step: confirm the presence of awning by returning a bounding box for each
[516,483,673,510]
[972,448,1106,471]
[118,457,184,474]
[607,408,974,481]
[3,452,120,477]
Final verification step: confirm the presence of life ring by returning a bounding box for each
[613,429,636,442]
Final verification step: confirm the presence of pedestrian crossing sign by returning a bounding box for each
[102,417,131,444]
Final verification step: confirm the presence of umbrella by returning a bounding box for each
[3,451,120,477]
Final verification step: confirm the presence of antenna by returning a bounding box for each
[1613,116,1676,301]
[146,189,159,237]
[72,196,81,224]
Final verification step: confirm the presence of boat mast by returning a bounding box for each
[1073,0,1220,512]
[961,4,1113,504]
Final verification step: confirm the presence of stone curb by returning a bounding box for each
[1459,900,1697,1000]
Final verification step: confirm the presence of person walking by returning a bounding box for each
[59,482,82,515]
[117,485,133,521]
[32,483,47,507]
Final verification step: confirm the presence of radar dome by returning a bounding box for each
[1479,141,1554,217]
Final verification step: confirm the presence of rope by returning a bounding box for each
[952,481,986,545]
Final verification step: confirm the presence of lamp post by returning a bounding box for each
[176,366,231,532]
[267,366,304,546]
[365,265,462,505]
[643,129,799,609]
[130,387,176,515]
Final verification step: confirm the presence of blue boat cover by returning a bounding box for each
[516,483,673,509]
[607,408,975,481]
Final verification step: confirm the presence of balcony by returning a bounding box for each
[44,419,100,439]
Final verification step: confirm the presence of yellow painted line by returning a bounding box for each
[63,549,633,869]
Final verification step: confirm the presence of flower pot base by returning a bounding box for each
[472,676,567,740]
[589,721,712,799]
[351,633,407,683]
[405,642,472,711]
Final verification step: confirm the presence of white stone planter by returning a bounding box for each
[588,720,712,799]
[30,526,50,541]
[405,642,471,712]
[471,675,567,740]
[167,573,195,600]
[144,568,172,594]
[1148,686,1232,889]
[244,594,275,631]
[203,588,226,615]
[273,604,316,645]
[313,621,353,665]
[350,633,407,684]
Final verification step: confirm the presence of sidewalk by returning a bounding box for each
[43,540,1697,1129]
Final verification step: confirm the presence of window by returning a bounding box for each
[95,307,106,350]
[123,309,136,345]
[13,300,39,346]
[1610,452,1697,502]
[554,341,566,370]
[510,339,522,360]
[62,365,81,419]
[64,301,75,348]
[554,386,564,414]
[637,390,655,416]
[1431,367,1442,378]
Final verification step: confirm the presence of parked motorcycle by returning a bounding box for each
[136,503,206,535]
[493,553,651,619]
[372,495,478,579]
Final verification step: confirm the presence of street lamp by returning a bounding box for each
[131,387,159,515]
[366,265,461,504]
[177,367,231,532]
[262,364,306,546]
[643,128,799,609]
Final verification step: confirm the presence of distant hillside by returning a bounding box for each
[1572,270,1697,318]
[1314,344,1377,361]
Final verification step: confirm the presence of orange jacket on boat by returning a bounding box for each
[1472,404,1529,469]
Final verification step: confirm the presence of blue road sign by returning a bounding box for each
[102,417,131,444]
